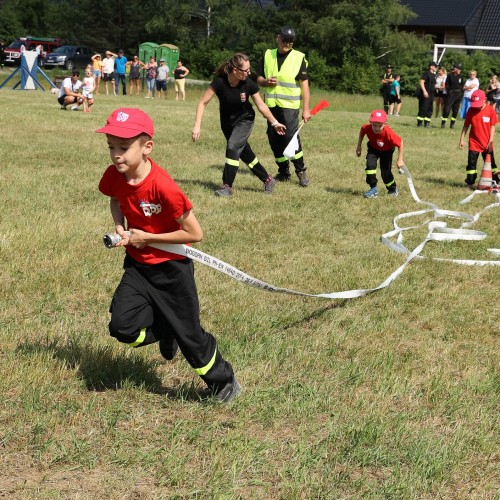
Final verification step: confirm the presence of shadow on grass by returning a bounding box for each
[175,175,271,194]
[281,300,348,330]
[15,337,206,401]
[420,176,467,189]
[325,186,361,196]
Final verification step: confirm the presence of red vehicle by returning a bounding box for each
[4,36,63,64]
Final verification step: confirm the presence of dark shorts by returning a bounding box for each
[435,90,445,98]
[389,94,401,104]
[156,80,167,91]
[58,95,76,105]
[102,72,115,82]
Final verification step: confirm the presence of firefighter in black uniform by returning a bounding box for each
[381,65,394,114]
[417,62,438,128]
[441,64,463,129]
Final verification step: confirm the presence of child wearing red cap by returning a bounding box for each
[459,89,498,188]
[355,110,405,198]
[97,108,240,402]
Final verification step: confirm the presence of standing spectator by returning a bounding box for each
[57,71,83,110]
[145,56,158,99]
[174,59,189,101]
[126,55,145,96]
[460,70,479,119]
[441,64,463,129]
[102,51,116,96]
[192,53,285,197]
[434,67,447,118]
[355,110,404,198]
[156,59,170,99]
[257,26,311,187]
[91,54,103,95]
[459,89,498,188]
[485,75,500,114]
[81,68,96,112]
[114,49,127,96]
[417,61,438,128]
[388,75,402,116]
[35,43,44,66]
[380,65,394,114]
[97,108,241,403]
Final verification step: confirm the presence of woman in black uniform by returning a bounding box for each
[192,53,286,197]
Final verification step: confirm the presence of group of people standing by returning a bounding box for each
[89,51,190,100]
[415,62,500,129]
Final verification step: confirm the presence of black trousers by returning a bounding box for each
[220,118,269,186]
[442,91,462,120]
[417,95,434,121]
[266,106,305,173]
[108,254,234,389]
[382,86,391,113]
[365,144,397,190]
[465,150,498,186]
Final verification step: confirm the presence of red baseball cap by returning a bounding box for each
[96,108,154,138]
[470,89,486,108]
[369,110,387,123]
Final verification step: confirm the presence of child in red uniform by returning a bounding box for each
[356,109,405,198]
[97,108,240,402]
[459,89,498,188]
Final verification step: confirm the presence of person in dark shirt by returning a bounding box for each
[417,61,438,128]
[380,64,394,114]
[192,53,286,197]
[441,64,464,129]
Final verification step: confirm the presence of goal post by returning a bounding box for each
[434,44,500,64]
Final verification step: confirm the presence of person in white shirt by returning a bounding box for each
[81,68,96,112]
[461,70,479,118]
[57,71,83,110]
[102,50,117,95]
[156,59,170,98]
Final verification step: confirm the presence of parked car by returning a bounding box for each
[44,45,95,70]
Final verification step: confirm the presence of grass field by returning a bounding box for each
[0,72,499,499]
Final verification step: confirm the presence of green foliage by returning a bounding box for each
[2,0,500,94]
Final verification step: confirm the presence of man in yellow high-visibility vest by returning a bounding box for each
[257,26,311,187]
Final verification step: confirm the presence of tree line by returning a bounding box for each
[1,0,500,95]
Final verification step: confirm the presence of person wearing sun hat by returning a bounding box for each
[97,108,241,402]
[459,90,499,188]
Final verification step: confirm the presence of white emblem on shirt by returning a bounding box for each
[140,201,162,216]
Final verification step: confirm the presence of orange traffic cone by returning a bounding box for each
[477,154,493,190]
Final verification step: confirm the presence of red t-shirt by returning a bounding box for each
[361,123,402,151]
[464,105,498,152]
[99,158,193,264]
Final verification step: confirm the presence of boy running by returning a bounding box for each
[97,108,240,402]
[356,110,404,198]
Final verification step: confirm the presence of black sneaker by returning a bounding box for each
[159,336,179,360]
[212,377,241,403]
[424,122,430,128]
[275,171,291,182]
[450,122,455,129]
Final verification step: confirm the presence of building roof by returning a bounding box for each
[403,0,484,27]
[475,0,500,46]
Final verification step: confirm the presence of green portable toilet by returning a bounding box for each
[156,44,180,72]
[139,42,159,64]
